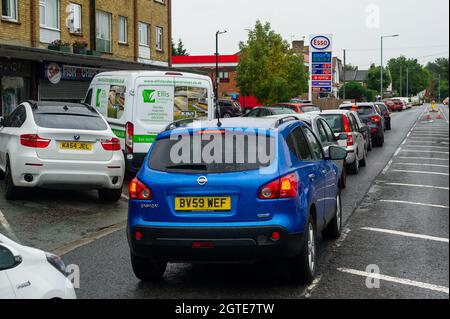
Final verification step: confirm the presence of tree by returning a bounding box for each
[344,64,358,72]
[171,39,189,56]
[236,21,308,104]
[387,56,429,96]
[365,63,391,92]
[426,57,449,99]
[339,81,367,102]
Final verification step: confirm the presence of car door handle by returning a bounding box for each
[308,173,316,180]
[322,170,327,174]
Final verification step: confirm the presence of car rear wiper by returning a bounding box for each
[165,164,208,171]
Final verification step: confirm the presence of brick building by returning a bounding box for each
[0,0,172,117]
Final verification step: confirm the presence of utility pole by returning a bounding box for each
[381,35,399,99]
[406,68,409,98]
[438,74,441,102]
[343,49,346,100]
[215,30,227,113]
[400,66,402,97]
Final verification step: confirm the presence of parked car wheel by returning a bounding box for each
[374,136,384,147]
[323,190,343,239]
[288,216,316,284]
[347,156,360,175]
[98,188,123,202]
[131,253,167,282]
[359,148,368,167]
[0,169,5,180]
[340,167,347,189]
[4,158,24,200]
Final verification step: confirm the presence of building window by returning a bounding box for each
[219,71,230,83]
[68,3,81,34]
[156,27,163,51]
[96,10,111,53]
[40,0,59,30]
[138,22,149,46]
[1,0,17,20]
[118,16,128,44]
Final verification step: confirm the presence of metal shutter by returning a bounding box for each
[39,80,90,101]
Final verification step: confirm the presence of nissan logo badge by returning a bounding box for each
[197,176,208,186]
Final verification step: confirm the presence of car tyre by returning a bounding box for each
[347,156,359,175]
[98,188,123,202]
[323,190,343,239]
[359,148,368,167]
[131,253,167,282]
[288,216,317,284]
[0,169,5,180]
[340,168,347,189]
[4,159,23,200]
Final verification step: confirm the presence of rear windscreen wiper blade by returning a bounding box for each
[165,164,208,171]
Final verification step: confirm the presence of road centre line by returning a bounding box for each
[379,200,449,209]
[0,208,19,242]
[391,169,449,176]
[381,182,449,191]
[337,268,449,294]
[403,145,449,149]
[393,162,449,168]
[361,227,449,243]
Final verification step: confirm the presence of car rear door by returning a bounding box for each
[348,113,364,159]
[0,106,28,170]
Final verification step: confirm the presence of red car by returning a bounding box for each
[272,103,321,114]
[385,99,404,112]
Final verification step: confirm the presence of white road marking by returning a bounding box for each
[397,156,449,161]
[410,134,449,138]
[402,145,449,150]
[121,194,129,201]
[361,227,449,243]
[382,182,449,191]
[0,209,20,242]
[304,275,322,298]
[391,169,449,176]
[393,163,449,168]
[400,149,449,154]
[380,200,449,209]
[337,268,449,294]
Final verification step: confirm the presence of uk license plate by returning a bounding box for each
[60,142,93,151]
[175,197,231,211]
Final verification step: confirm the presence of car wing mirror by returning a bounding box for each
[0,244,22,271]
[0,117,5,127]
[327,146,348,161]
[335,133,348,141]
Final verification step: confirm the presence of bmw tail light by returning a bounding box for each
[129,178,152,200]
[125,122,134,154]
[20,134,51,148]
[259,173,298,200]
[101,137,121,151]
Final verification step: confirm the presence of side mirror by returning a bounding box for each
[327,146,348,161]
[0,244,22,271]
[0,117,5,127]
[335,133,348,141]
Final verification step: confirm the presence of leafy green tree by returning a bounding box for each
[344,64,358,72]
[171,39,189,56]
[387,56,429,96]
[365,64,391,92]
[426,58,449,99]
[339,81,367,101]
[236,21,308,104]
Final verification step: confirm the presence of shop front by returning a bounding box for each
[39,62,104,102]
[0,58,32,118]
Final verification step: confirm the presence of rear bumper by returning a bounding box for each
[128,226,304,262]
[11,155,125,189]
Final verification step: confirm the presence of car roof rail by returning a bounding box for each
[274,116,299,128]
[165,118,198,131]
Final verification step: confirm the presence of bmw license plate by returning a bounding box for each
[60,142,93,151]
[175,197,231,211]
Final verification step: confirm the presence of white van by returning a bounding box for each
[85,71,214,171]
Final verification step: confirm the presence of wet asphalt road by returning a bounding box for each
[1,105,447,299]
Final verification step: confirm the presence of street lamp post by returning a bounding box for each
[380,34,399,100]
[215,30,227,114]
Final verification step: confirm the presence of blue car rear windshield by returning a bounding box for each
[148,133,276,174]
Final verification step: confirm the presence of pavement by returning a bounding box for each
[0,104,448,299]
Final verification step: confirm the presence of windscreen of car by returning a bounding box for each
[340,105,373,116]
[301,105,320,113]
[148,133,276,174]
[271,108,296,115]
[33,107,108,131]
[321,114,344,133]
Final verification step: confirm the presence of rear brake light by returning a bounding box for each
[343,115,351,133]
[347,133,354,146]
[125,122,134,154]
[259,173,298,200]
[20,134,51,148]
[101,137,121,151]
[370,115,382,123]
[129,178,152,200]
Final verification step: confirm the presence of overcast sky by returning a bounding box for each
[172,0,449,69]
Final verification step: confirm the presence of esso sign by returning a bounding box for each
[311,36,331,50]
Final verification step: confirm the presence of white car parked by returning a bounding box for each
[0,233,76,299]
[0,101,125,201]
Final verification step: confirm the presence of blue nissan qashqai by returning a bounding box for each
[127,117,347,284]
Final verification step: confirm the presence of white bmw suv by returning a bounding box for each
[0,101,125,201]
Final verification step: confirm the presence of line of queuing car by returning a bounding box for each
[0,70,407,298]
